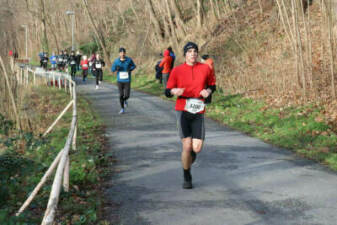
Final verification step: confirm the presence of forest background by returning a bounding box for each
[1,0,337,134]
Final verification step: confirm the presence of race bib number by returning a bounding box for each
[184,98,205,114]
[96,63,102,69]
[89,62,93,66]
[83,64,88,67]
[71,61,76,65]
[119,72,129,80]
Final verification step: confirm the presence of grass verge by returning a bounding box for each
[0,86,109,225]
[111,73,337,170]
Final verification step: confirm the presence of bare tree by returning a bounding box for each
[146,0,164,41]
[82,0,111,67]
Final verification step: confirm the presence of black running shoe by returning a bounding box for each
[183,180,193,189]
[191,151,196,164]
[183,169,193,189]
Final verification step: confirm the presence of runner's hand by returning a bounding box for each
[200,89,211,98]
[171,88,185,97]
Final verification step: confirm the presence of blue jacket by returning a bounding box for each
[50,55,57,64]
[111,56,136,83]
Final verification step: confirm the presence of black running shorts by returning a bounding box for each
[176,111,205,140]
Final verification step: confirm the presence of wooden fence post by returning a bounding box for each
[63,156,70,192]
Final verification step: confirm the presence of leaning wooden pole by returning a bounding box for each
[43,100,74,137]
[0,56,21,130]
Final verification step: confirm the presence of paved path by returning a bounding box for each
[77,79,337,225]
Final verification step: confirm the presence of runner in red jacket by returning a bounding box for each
[80,55,89,82]
[165,42,216,189]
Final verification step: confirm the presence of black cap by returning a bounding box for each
[119,47,126,53]
[183,42,198,56]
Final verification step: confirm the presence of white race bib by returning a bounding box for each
[83,64,88,67]
[59,58,63,62]
[119,72,129,80]
[184,98,205,114]
[71,61,76,65]
[89,62,93,66]
[96,63,102,69]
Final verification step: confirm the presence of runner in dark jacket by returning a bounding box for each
[69,51,77,80]
[92,54,105,89]
[41,52,49,70]
[75,50,82,71]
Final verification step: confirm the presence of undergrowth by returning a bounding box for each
[0,86,108,225]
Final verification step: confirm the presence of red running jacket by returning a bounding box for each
[159,50,173,74]
[166,62,216,113]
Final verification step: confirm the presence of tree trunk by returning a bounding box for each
[165,0,179,47]
[46,14,60,53]
[129,0,140,23]
[210,0,218,21]
[196,0,204,27]
[0,56,21,130]
[170,0,186,34]
[40,0,49,52]
[327,0,336,98]
[82,0,111,67]
[146,0,164,41]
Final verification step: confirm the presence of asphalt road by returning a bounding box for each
[77,79,337,225]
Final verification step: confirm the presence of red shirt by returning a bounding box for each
[166,62,216,113]
[80,59,89,70]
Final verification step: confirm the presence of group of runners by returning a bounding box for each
[39,50,107,84]
[38,42,215,190]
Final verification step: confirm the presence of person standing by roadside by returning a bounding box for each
[159,49,173,89]
[93,53,105,89]
[165,42,216,189]
[168,46,176,69]
[80,55,89,82]
[201,55,216,104]
[111,47,136,114]
[155,53,163,84]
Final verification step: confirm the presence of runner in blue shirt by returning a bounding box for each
[50,52,57,70]
[111,47,136,114]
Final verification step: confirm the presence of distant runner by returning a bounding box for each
[69,51,77,80]
[111,47,136,114]
[50,52,57,71]
[165,42,216,189]
[80,55,89,82]
[92,53,105,89]
[41,52,49,70]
